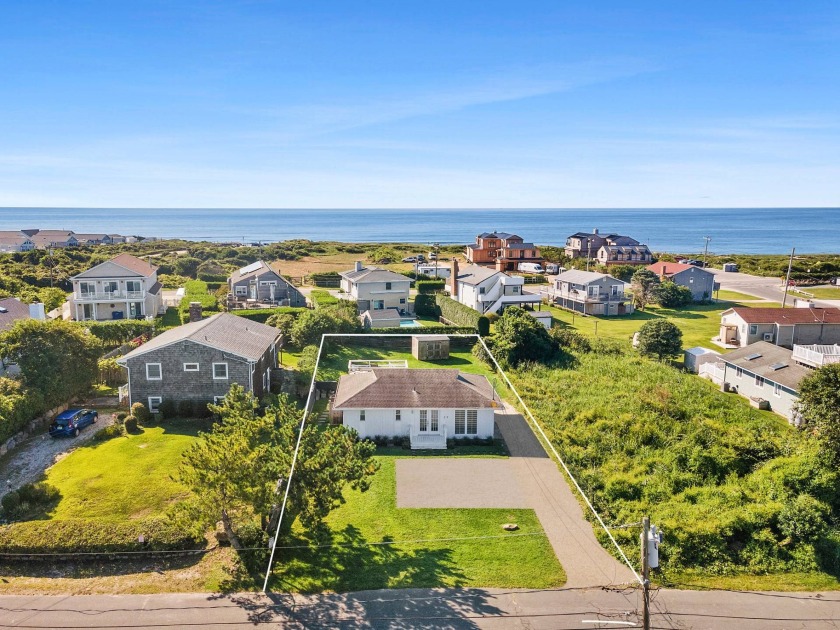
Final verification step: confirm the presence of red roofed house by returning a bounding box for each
[70,253,163,321]
[718,307,840,348]
[647,261,718,302]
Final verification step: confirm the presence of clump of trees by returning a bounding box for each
[476,306,564,369]
[797,363,840,464]
[178,385,378,549]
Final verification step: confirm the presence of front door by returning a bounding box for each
[419,410,439,433]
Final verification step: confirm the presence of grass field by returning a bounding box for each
[269,456,565,592]
[791,286,840,300]
[41,424,200,520]
[548,299,779,352]
[316,343,496,381]
[713,289,769,301]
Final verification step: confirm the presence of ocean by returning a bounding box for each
[0,207,837,254]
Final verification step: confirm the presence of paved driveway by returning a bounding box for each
[395,409,637,588]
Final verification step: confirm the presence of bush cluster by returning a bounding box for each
[93,423,125,441]
[234,307,306,324]
[0,518,204,554]
[178,280,220,322]
[0,377,45,445]
[82,320,155,346]
[310,290,339,308]
[415,280,446,294]
[1,483,60,519]
[435,295,490,335]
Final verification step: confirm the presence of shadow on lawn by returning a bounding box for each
[0,554,204,580]
[215,525,499,628]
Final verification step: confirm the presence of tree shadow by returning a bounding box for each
[214,525,503,627]
[0,553,205,580]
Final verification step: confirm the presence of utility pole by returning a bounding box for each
[702,236,711,269]
[586,239,592,272]
[782,247,795,309]
[641,516,650,630]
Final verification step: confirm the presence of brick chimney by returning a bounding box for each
[450,258,459,297]
[189,301,203,322]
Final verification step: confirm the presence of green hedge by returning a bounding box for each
[308,271,341,287]
[178,280,220,321]
[0,518,204,554]
[367,326,477,335]
[435,295,489,335]
[0,379,46,445]
[232,307,307,323]
[81,319,156,345]
[416,280,446,294]
[310,290,339,308]
[414,293,439,316]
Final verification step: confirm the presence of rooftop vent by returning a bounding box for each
[769,363,788,371]
[745,353,762,361]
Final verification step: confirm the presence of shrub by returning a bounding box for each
[178,399,196,418]
[0,518,204,554]
[413,293,439,317]
[16,482,59,508]
[656,281,693,308]
[637,319,683,361]
[115,411,128,422]
[123,415,139,433]
[477,315,490,337]
[157,399,178,420]
[83,320,155,346]
[308,271,341,287]
[1,492,21,518]
[130,402,151,424]
[416,280,446,294]
[780,495,830,543]
[435,295,481,330]
[236,307,306,324]
[94,424,125,441]
[549,327,592,352]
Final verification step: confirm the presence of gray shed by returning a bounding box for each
[684,346,722,373]
[412,335,450,360]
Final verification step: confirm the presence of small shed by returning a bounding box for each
[527,310,552,329]
[723,263,739,272]
[412,334,450,360]
[684,346,722,373]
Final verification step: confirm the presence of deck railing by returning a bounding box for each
[792,344,840,367]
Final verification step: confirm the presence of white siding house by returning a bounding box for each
[446,259,542,315]
[339,262,411,313]
[332,368,499,449]
[70,253,163,321]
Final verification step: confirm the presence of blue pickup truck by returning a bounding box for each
[48,408,98,438]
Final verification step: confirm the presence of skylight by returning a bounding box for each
[769,363,788,371]
[745,353,762,360]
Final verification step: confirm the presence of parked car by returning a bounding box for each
[402,256,417,263]
[416,254,426,262]
[49,408,98,438]
[427,251,437,261]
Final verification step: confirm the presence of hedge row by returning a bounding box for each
[308,271,341,287]
[232,307,307,323]
[416,279,446,294]
[367,326,477,335]
[414,293,438,316]
[310,290,339,308]
[80,319,156,345]
[0,518,204,554]
[435,295,490,335]
[178,280,220,321]
[0,378,46,445]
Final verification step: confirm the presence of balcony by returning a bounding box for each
[75,290,146,301]
[792,344,840,368]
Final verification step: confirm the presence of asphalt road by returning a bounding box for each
[0,587,838,629]
[711,268,839,308]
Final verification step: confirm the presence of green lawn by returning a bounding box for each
[270,456,565,592]
[713,289,768,302]
[548,300,779,352]
[416,315,446,327]
[316,343,496,381]
[42,424,200,521]
[791,286,840,300]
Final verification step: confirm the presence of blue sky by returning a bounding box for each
[0,1,838,208]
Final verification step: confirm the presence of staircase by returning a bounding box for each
[409,426,448,450]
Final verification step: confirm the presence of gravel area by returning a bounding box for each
[0,408,116,502]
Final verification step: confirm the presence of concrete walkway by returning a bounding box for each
[495,410,638,588]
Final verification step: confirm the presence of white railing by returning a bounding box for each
[348,359,409,372]
[699,362,726,383]
[76,290,145,301]
[409,425,447,450]
[792,344,840,367]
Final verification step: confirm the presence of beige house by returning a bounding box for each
[718,307,840,348]
[339,262,411,314]
[549,269,634,316]
[71,253,163,321]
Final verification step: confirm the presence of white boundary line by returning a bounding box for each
[262,332,642,592]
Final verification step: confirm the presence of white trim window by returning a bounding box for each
[148,396,162,413]
[395,409,401,422]
[360,410,366,422]
[774,383,782,398]
[183,363,199,372]
[455,410,466,435]
[749,324,758,335]
[430,410,439,432]
[212,362,228,379]
[235,285,248,296]
[755,375,765,387]
[735,367,743,379]
[146,363,162,380]
[263,369,269,390]
[213,395,225,404]
[466,410,478,434]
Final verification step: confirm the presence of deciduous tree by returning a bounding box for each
[630,268,661,310]
[797,364,840,463]
[636,319,682,361]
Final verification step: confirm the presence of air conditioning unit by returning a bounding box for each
[763,333,774,342]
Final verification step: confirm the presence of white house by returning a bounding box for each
[446,259,542,315]
[0,232,36,253]
[332,368,499,449]
[339,262,411,313]
[70,253,163,321]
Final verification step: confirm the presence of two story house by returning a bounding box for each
[717,307,840,348]
[550,269,633,316]
[22,230,79,249]
[465,231,543,272]
[0,232,36,253]
[116,313,280,412]
[447,259,542,315]
[70,253,163,321]
[647,261,718,302]
[332,367,498,449]
[565,229,652,266]
[339,262,411,313]
[227,260,306,307]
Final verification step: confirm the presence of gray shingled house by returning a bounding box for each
[116,313,280,413]
[227,260,306,307]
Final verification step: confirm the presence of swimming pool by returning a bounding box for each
[399,319,422,327]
